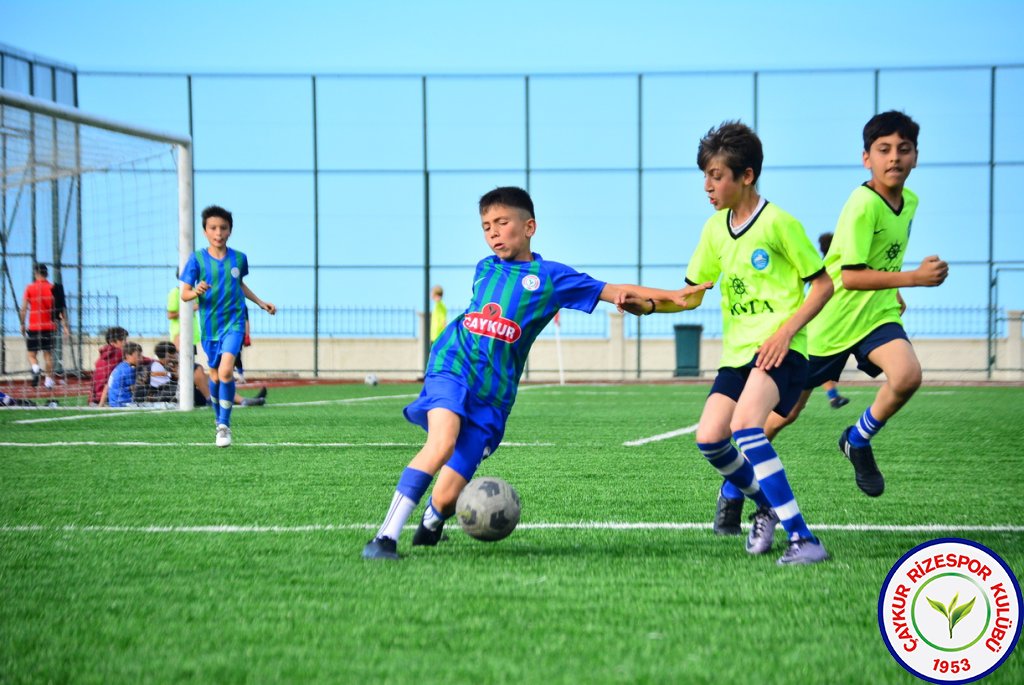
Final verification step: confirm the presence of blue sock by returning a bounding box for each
[376,467,434,541]
[826,386,839,400]
[697,439,769,508]
[209,380,220,423]
[734,428,814,541]
[849,407,885,447]
[421,497,450,531]
[219,380,236,427]
[720,480,744,500]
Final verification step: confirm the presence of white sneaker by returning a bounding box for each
[43,376,55,389]
[215,424,232,448]
[235,372,247,384]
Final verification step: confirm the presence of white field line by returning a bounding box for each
[624,423,700,446]
[0,440,554,449]
[1,522,1021,534]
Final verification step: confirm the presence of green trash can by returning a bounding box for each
[673,324,702,377]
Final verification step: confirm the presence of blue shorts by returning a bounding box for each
[806,322,910,388]
[403,373,507,481]
[202,332,245,370]
[709,350,809,417]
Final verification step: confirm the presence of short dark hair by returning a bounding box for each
[155,341,176,359]
[123,342,142,358]
[105,326,129,344]
[863,111,919,151]
[818,232,834,256]
[201,205,233,229]
[33,263,48,277]
[697,121,764,184]
[479,187,535,220]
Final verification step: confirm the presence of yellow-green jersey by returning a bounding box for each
[808,184,918,356]
[686,201,824,368]
[167,286,200,345]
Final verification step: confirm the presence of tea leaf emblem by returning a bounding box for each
[927,592,976,639]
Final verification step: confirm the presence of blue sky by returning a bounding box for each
[2,0,1023,73]
[2,0,1023,335]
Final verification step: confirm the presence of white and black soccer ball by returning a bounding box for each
[364,373,379,386]
[456,476,521,542]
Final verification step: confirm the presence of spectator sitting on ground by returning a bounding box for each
[90,326,128,405]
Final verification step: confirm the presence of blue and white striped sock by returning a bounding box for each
[219,380,236,427]
[421,498,449,531]
[849,408,885,447]
[209,380,220,423]
[376,467,433,542]
[697,438,770,508]
[734,428,814,541]
[720,479,744,501]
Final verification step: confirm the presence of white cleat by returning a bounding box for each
[215,424,232,448]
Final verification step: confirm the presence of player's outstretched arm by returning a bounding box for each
[241,282,276,315]
[841,255,948,291]
[755,271,834,370]
[608,281,713,316]
[180,281,208,302]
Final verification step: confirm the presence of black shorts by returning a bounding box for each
[709,349,809,417]
[806,322,910,389]
[26,330,55,352]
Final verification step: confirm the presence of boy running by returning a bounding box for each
[764,111,947,497]
[180,205,276,447]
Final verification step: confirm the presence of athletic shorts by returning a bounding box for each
[709,349,809,417]
[26,330,55,352]
[806,322,910,389]
[403,373,507,481]
[202,332,245,370]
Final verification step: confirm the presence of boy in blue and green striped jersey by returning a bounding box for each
[180,205,276,448]
[363,186,712,560]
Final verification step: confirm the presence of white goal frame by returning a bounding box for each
[0,88,196,409]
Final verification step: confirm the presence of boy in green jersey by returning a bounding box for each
[624,122,834,565]
[763,111,947,497]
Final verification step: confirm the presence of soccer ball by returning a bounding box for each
[364,373,379,386]
[456,477,521,542]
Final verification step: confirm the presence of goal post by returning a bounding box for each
[0,87,195,410]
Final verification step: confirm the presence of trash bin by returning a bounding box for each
[673,324,702,377]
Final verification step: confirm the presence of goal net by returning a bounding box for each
[0,88,194,410]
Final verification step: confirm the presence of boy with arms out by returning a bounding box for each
[180,205,276,447]
[626,122,834,564]
[363,186,709,560]
[762,111,947,497]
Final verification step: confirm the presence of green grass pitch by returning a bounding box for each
[1,382,1021,683]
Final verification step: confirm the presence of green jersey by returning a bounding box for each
[808,184,918,356]
[686,201,824,368]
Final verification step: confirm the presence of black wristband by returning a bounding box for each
[644,298,656,315]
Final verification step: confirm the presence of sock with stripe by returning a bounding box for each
[697,438,770,508]
[376,467,433,542]
[219,380,236,427]
[421,498,449,531]
[733,428,814,541]
[849,407,885,448]
[209,380,220,423]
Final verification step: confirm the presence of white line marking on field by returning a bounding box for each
[14,411,153,425]
[624,423,700,446]
[1,522,1021,534]
[0,440,554,449]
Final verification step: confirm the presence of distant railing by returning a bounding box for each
[34,297,1007,340]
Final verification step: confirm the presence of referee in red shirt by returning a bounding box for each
[19,263,70,388]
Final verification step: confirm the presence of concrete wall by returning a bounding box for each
[4,310,1022,383]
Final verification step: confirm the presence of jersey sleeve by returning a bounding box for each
[776,217,825,281]
[179,254,199,285]
[833,191,875,269]
[685,221,720,286]
[545,261,606,314]
[239,252,249,279]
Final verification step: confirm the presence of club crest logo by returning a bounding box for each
[230,267,241,279]
[521,274,540,291]
[878,538,1021,683]
[463,302,522,343]
[751,249,769,270]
